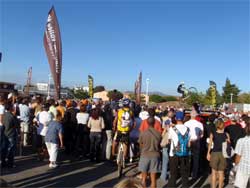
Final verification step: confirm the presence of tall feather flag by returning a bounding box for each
[44,6,62,100]
[88,75,94,99]
[135,72,142,104]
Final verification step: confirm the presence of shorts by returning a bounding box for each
[139,156,162,173]
[235,170,250,188]
[115,131,129,144]
[210,152,227,171]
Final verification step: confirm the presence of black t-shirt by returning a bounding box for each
[225,124,245,149]
[212,132,227,152]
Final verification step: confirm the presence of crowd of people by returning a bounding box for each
[0,93,250,188]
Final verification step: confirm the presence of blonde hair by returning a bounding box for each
[114,178,143,188]
[215,118,224,130]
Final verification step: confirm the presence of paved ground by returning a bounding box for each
[1,148,234,188]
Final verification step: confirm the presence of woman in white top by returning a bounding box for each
[88,108,105,162]
[75,105,89,157]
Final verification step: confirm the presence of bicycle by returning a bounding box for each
[117,140,126,178]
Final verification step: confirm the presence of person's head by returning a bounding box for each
[208,113,217,124]
[244,117,250,136]
[56,110,63,122]
[91,108,100,120]
[42,103,50,112]
[0,95,5,105]
[134,105,142,118]
[114,178,143,188]
[215,118,224,130]
[60,100,66,107]
[22,98,29,105]
[147,116,155,127]
[148,108,156,118]
[4,101,14,112]
[49,99,55,106]
[66,99,72,108]
[122,98,130,108]
[80,104,87,113]
[190,110,198,119]
[175,111,184,123]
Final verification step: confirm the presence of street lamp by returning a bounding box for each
[146,78,150,105]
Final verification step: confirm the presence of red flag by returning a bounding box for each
[44,6,62,100]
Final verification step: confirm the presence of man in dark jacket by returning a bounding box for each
[2,102,18,168]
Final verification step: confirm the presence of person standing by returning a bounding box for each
[103,103,114,160]
[0,96,6,157]
[19,98,30,146]
[2,102,18,168]
[160,109,174,181]
[168,111,191,188]
[234,117,250,188]
[184,110,204,179]
[207,119,230,188]
[76,104,89,158]
[129,106,142,163]
[88,108,105,162]
[45,110,64,168]
[138,117,162,188]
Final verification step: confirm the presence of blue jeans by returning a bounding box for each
[89,132,102,161]
[1,136,17,167]
[160,147,169,181]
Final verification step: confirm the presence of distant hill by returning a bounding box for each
[124,90,173,96]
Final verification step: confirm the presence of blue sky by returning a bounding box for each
[0,0,249,95]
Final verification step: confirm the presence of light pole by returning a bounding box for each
[230,93,233,105]
[146,78,150,105]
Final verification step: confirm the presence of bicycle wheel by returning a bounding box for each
[117,150,123,178]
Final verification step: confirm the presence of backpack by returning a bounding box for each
[121,109,131,128]
[173,127,190,157]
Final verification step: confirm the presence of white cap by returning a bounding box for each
[7,93,13,99]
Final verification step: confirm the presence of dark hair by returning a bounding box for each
[148,108,155,118]
[245,117,250,136]
[5,101,13,111]
[42,103,50,111]
[91,109,99,120]
[147,117,155,127]
[134,105,141,118]
[80,105,87,113]
[208,113,217,123]
[49,99,55,106]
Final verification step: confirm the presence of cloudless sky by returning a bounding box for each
[0,0,249,95]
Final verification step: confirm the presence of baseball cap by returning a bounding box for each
[176,111,184,121]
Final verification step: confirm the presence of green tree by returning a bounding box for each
[238,93,250,103]
[163,96,178,102]
[72,89,89,99]
[222,78,240,103]
[186,92,205,106]
[204,85,218,106]
[94,85,105,93]
[149,95,166,103]
[107,89,124,101]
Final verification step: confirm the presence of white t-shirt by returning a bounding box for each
[139,111,149,120]
[0,105,5,115]
[37,111,52,135]
[76,112,89,125]
[168,124,191,157]
[184,119,203,141]
[0,104,4,125]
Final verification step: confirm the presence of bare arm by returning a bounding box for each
[59,133,64,148]
[207,133,213,161]
[235,154,241,165]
